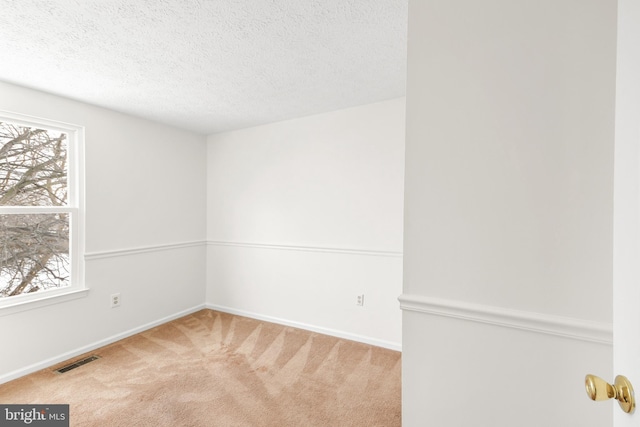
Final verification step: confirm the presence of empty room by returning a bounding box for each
[0,1,405,426]
[1,1,637,427]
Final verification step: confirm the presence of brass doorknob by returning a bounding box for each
[585,374,635,414]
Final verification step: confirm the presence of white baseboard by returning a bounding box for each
[0,304,206,385]
[206,303,402,352]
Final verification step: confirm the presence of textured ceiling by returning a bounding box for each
[0,0,407,135]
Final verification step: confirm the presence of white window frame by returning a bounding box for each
[0,111,87,316]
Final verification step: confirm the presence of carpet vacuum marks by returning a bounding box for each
[0,310,401,426]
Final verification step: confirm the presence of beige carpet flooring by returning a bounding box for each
[0,310,401,426]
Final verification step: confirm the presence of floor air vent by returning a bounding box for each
[55,355,100,374]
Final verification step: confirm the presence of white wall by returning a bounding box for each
[206,98,405,349]
[402,0,615,425]
[0,81,207,382]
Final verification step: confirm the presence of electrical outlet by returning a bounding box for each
[110,293,121,308]
[356,294,365,306]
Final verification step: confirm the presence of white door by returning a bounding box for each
[613,0,640,425]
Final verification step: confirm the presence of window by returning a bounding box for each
[0,111,85,310]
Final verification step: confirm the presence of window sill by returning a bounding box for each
[0,288,90,317]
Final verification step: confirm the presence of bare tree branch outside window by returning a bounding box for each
[0,122,70,297]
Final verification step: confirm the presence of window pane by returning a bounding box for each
[0,213,70,297]
[0,122,68,206]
